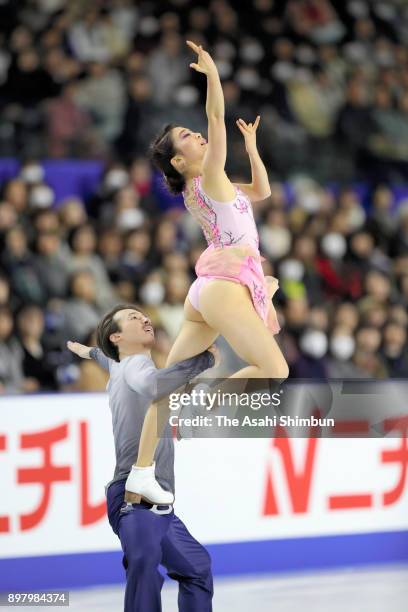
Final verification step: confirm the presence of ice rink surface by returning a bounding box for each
[14,564,407,612]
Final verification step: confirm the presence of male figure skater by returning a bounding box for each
[67,304,215,612]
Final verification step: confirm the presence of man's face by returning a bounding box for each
[112,308,154,348]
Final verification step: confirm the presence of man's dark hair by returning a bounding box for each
[96,303,142,362]
[149,123,186,195]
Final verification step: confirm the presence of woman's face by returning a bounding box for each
[171,126,207,173]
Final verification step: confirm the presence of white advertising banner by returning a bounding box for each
[0,393,407,559]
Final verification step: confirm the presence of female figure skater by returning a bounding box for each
[126,40,289,503]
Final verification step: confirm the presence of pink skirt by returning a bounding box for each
[188,244,280,335]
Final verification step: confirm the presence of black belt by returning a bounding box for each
[139,499,155,509]
[140,500,173,512]
[123,500,173,515]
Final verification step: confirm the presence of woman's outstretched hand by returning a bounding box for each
[236,116,261,154]
[187,40,217,76]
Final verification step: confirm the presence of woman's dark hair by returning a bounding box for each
[149,123,186,195]
[96,303,143,362]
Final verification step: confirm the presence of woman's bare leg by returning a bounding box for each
[199,280,289,380]
[135,278,288,468]
[165,296,219,366]
[135,297,218,467]
[135,402,160,467]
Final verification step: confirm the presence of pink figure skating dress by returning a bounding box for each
[182,176,280,334]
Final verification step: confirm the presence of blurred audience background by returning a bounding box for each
[0,0,407,391]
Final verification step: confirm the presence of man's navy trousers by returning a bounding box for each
[107,479,213,612]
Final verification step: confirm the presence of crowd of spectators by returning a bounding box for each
[0,0,408,181]
[0,0,407,393]
[0,156,407,393]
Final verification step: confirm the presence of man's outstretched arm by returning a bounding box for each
[67,341,217,394]
[67,341,112,372]
[124,348,218,400]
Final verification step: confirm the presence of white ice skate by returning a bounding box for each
[125,462,174,504]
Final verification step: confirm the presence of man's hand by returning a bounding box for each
[236,115,261,154]
[207,344,221,369]
[187,40,218,76]
[67,341,92,359]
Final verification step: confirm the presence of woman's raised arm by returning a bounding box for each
[187,40,234,200]
[235,116,271,201]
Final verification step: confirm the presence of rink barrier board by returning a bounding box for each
[2,392,408,590]
[1,529,408,591]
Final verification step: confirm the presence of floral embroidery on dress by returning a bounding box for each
[224,230,246,246]
[183,178,222,246]
[253,282,267,312]
[233,194,250,214]
[183,176,259,250]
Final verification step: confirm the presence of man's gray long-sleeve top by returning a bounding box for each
[89,348,214,494]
